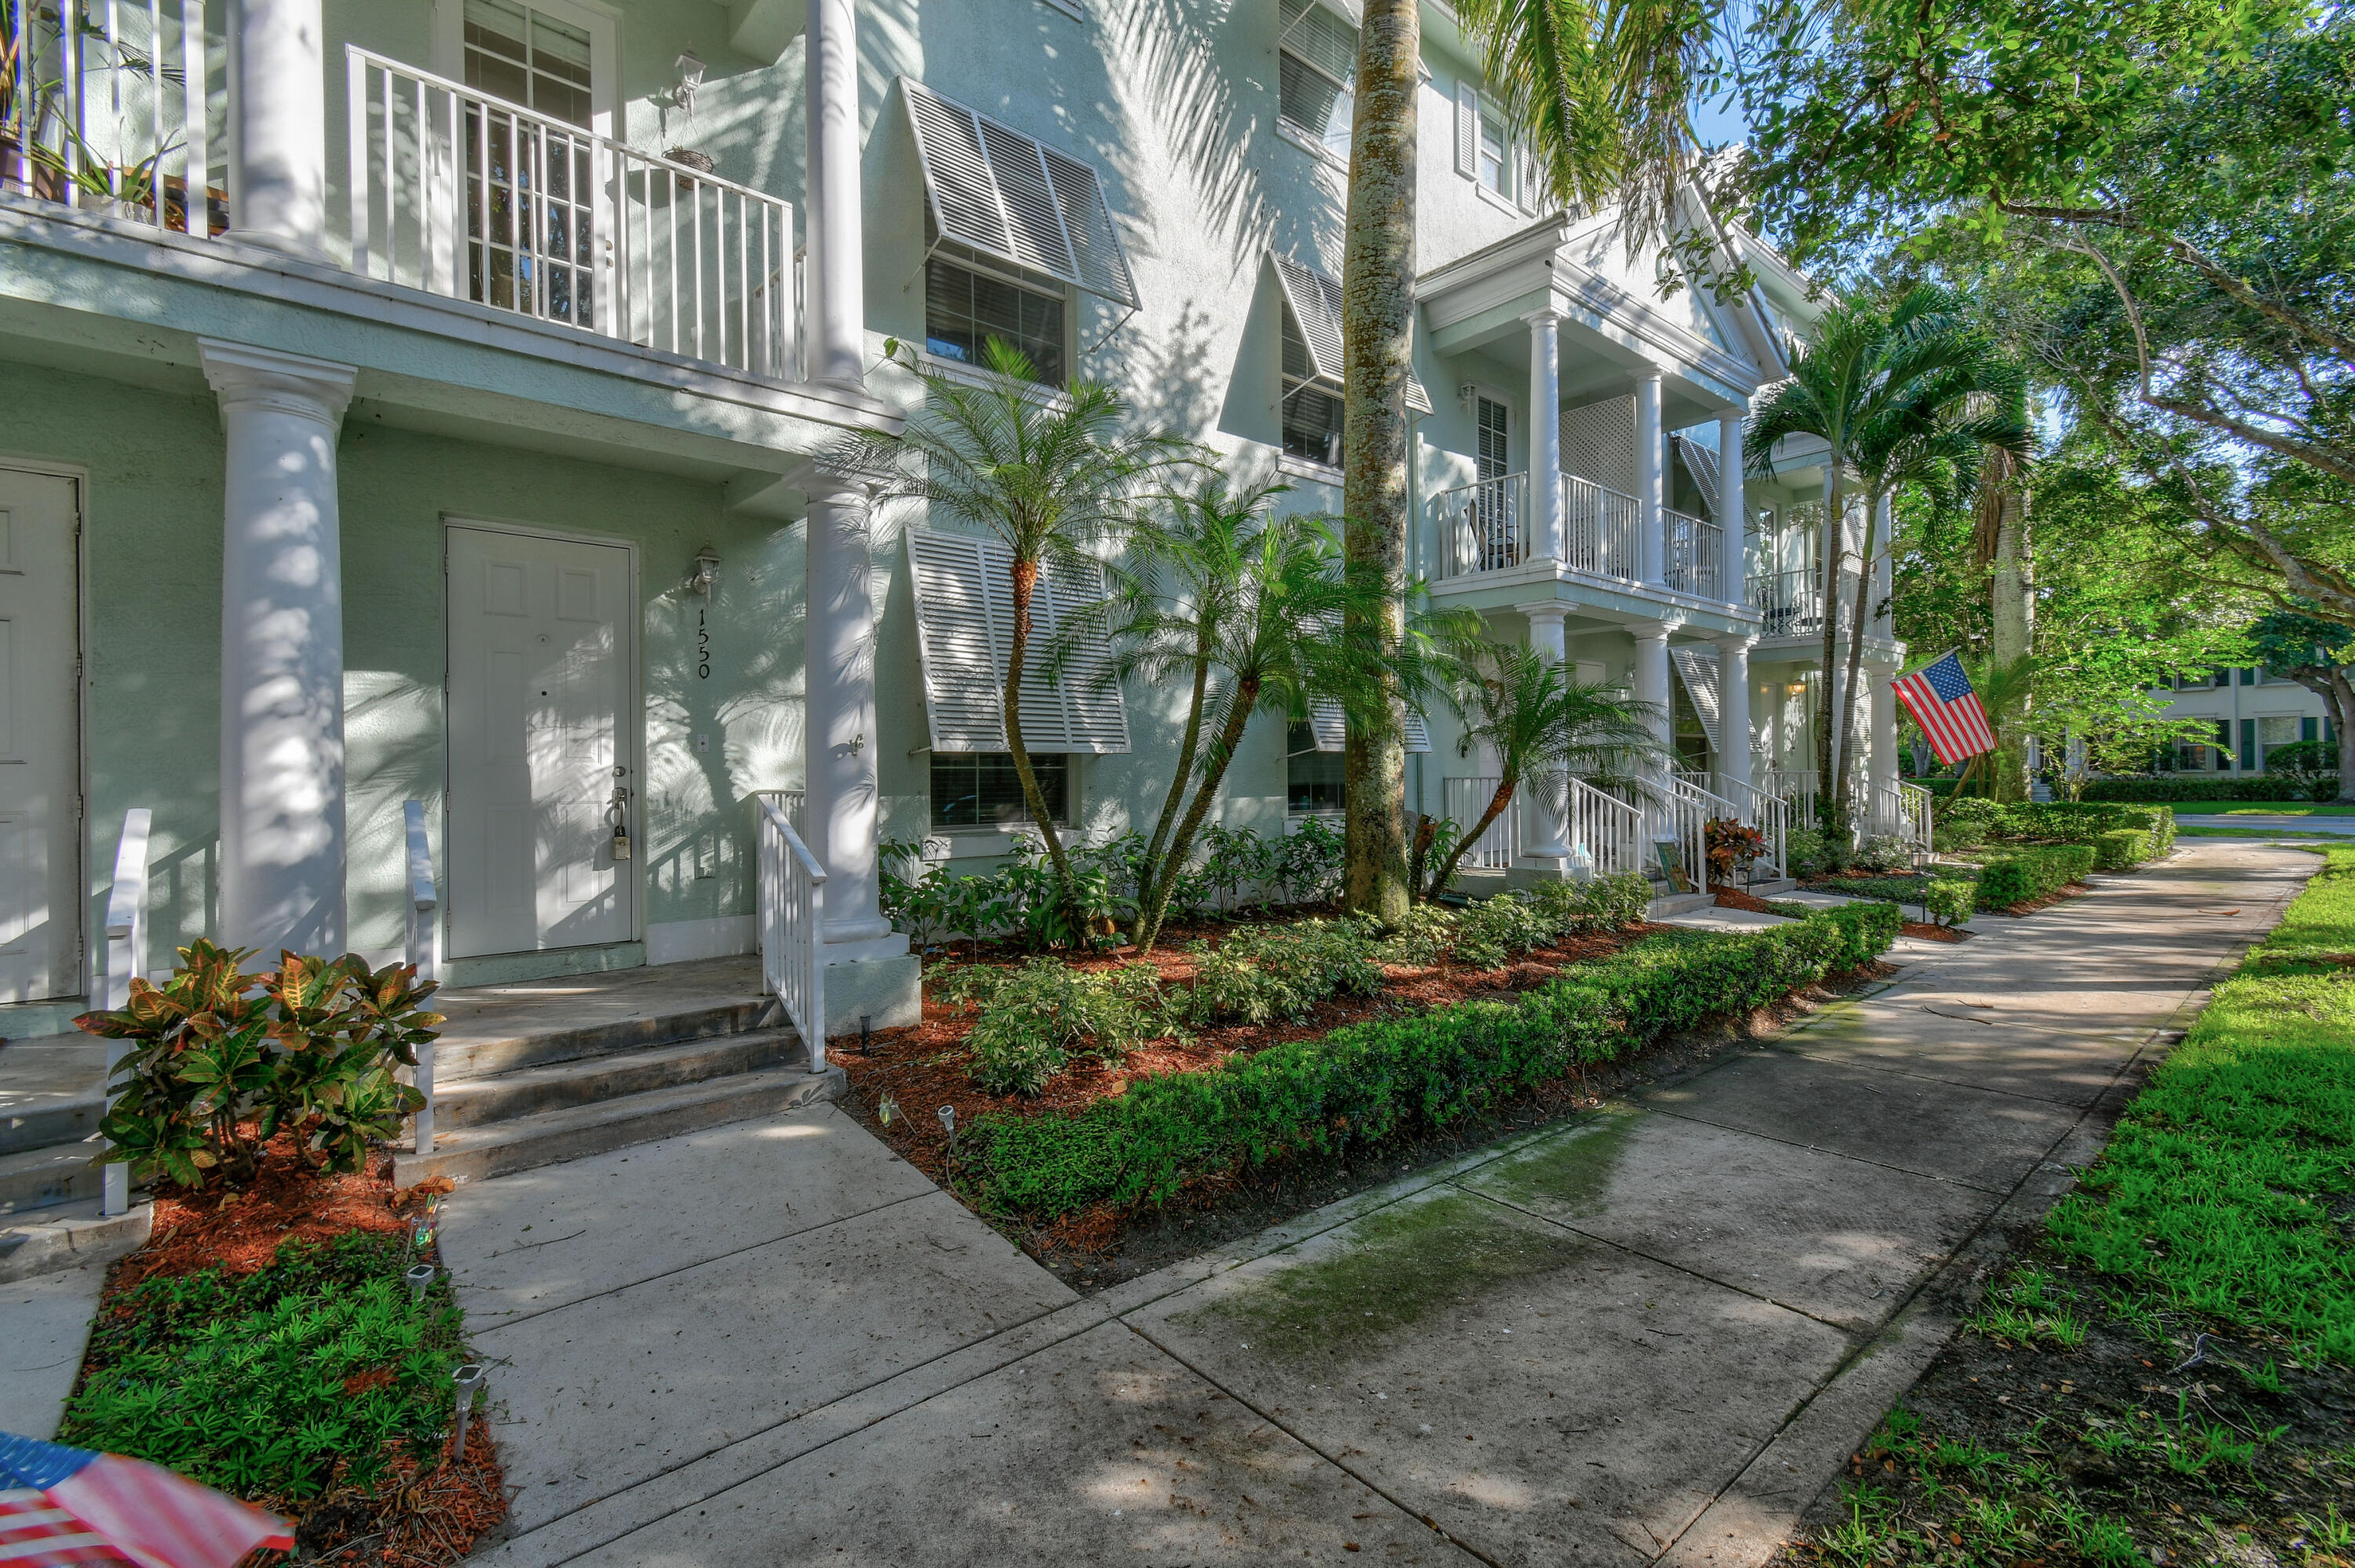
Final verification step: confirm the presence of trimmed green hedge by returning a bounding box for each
[2083,775,2342,804]
[1976,844,2098,910]
[2093,826,2161,870]
[962,903,1901,1217]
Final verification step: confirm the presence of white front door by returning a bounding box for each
[446,524,636,959]
[0,468,82,1003]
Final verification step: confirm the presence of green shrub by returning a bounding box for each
[60,1233,466,1502]
[78,940,438,1188]
[1375,906,1457,968]
[1924,877,1977,926]
[2093,826,2156,870]
[1185,919,1386,1025]
[1787,827,1852,880]
[962,903,1900,1217]
[951,960,1174,1095]
[2082,774,2341,804]
[1527,871,1654,934]
[1450,894,1554,969]
[1934,800,2175,862]
[1975,844,2098,910]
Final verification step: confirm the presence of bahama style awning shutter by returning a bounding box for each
[1673,433,1722,517]
[1669,645,1723,754]
[902,78,1141,309]
[907,528,1133,754]
[1309,698,1433,753]
[1271,255,1433,415]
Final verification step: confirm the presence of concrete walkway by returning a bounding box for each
[453,841,2313,1568]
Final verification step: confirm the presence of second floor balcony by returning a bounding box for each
[2,1,820,388]
[1433,470,1733,605]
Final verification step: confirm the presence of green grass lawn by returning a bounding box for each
[1788,845,2355,1568]
[2167,800,2355,816]
[2176,822,2351,840]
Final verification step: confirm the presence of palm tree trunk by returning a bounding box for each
[1988,478,2033,804]
[1004,559,1075,892]
[1837,487,1883,834]
[1815,469,1846,836]
[1422,775,1517,902]
[1137,678,1262,951]
[1338,0,1418,927]
[1130,642,1214,944]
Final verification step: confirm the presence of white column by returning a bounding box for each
[804,0,866,390]
[1868,658,1900,807]
[1715,633,1754,793]
[226,0,327,257]
[1717,408,1746,605]
[1525,310,1563,565]
[1870,493,1894,636]
[803,477,900,957]
[1521,603,1570,863]
[1635,370,1665,585]
[1632,623,1673,824]
[201,340,356,956]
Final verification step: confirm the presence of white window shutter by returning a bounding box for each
[908,528,1131,754]
[1669,645,1723,754]
[1309,696,1430,753]
[1455,83,1479,178]
[1513,142,1538,213]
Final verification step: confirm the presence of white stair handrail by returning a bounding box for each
[100,808,152,1217]
[1566,777,1645,879]
[403,800,439,1155]
[1667,775,1736,889]
[757,797,828,1067]
[1717,776,1791,881]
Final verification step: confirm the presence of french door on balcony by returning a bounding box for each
[1473,395,1517,571]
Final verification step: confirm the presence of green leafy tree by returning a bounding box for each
[1416,633,1663,899]
[2248,609,2355,797]
[844,339,1199,916]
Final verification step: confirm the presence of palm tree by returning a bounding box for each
[842,338,1199,906]
[1747,286,2007,835]
[1335,0,1716,924]
[1415,633,1663,901]
[1073,478,1393,950]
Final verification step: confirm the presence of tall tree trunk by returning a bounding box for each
[1815,469,1847,837]
[1338,0,1417,926]
[1987,471,2034,803]
[1130,637,1214,945]
[2334,671,2355,803]
[1837,488,1884,835]
[1004,560,1075,891]
[1137,676,1262,952]
[1422,775,1519,902]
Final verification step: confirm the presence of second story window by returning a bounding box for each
[926,253,1068,385]
[1455,82,1538,214]
[1271,254,1431,473]
[1278,0,1358,159]
[1478,108,1510,199]
[463,0,593,129]
[1476,396,1510,480]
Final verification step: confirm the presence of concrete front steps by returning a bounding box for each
[392,979,845,1189]
[0,1031,149,1281]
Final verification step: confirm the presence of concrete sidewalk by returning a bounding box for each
[452,841,2313,1568]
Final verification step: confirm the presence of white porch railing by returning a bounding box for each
[1433,472,1530,578]
[347,49,795,378]
[1562,474,1643,582]
[1567,776,1645,879]
[756,795,827,1065]
[403,800,439,1156]
[1717,776,1790,881]
[2,0,225,236]
[99,807,151,1216]
[1444,775,1521,870]
[1666,775,1734,889]
[1663,507,1722,600]
[1869,779,1935,861]
[752,788,806,830]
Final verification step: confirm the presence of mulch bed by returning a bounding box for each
[92,1140,508,1567]
[836,907,1899,1293]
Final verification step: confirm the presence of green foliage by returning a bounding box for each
[60,1233,467,1502]
[2092,827,2159,871]
[1924,878,1977,927]
[2047,846,2355,1362]
[1787,827,1853,881]
[1183,920,1386,1025]
[962,903,1900,1217]
[78,942,437,1188]
[1974,845,2098,910]
[1375,906,1458,967]
[947,960,1174,1096]
[2084,775,2342,804]
[1937,798,2178,858]
[1705,817,1769,879]
[1448,895,1556,970]
[1528,872,1656,935]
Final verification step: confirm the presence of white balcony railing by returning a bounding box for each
[756,794,827,1063]
[1433,472,1530,578]
[347,49,794,378]
[1561,473,1643,582]
[1747,565,1869,641]
[1663,507,1722,600]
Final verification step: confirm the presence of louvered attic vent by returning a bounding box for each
[1271,254,1433,414]
[902,79,1140,309]
[907,528,1133,754]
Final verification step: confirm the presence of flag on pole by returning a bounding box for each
[0,1431,293,1568]
[1892,651,1997,764]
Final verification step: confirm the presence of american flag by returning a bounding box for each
[1,1431,292,1568]
[1893,651,1997,764]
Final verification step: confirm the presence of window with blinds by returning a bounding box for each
[1278,0,1357,159]
[925,253,1068,385]
[463,0,593,128]
[931,753,1070,830]
[907,528,1132,755]
[1271,253,1432,469]
[1476,396,1510,480]
[901,79,1140,310]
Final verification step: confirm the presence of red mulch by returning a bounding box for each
[98,1141,506,1567]
[1997,881,2094,917]
[1900,920,1966,943]
[1713,887,1781,914]
[835,913,1664,1191]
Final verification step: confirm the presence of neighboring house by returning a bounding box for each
[0,0,1907,1034]
[2152,669,2335,775]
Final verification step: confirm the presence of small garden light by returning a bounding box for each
[405,1263,437,1304]
[450,1362,487,1465]
[938,1103,957,1157]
